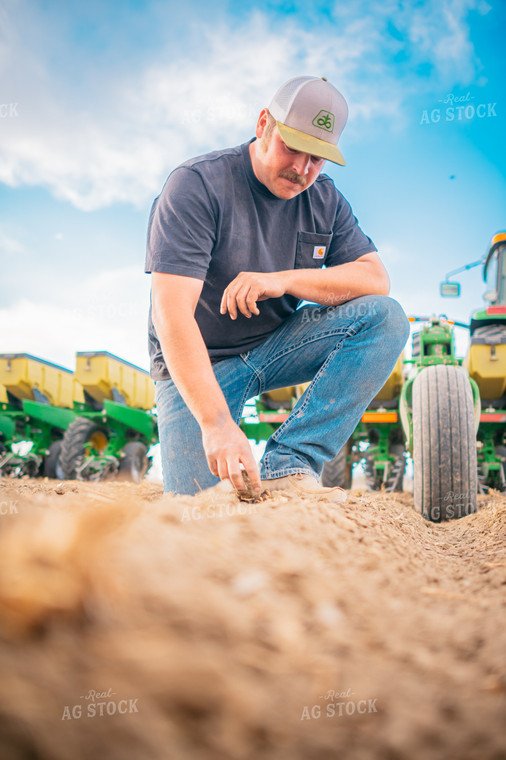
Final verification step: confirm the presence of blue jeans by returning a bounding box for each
[155,296,410,495]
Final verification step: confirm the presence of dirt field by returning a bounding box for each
[0,478,505,760]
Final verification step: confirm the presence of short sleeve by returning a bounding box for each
[325,191,377,267]
[145,167,217,280]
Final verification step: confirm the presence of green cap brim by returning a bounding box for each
[276,121,346,166]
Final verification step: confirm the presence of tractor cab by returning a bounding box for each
[470,231,506,332]
[483,232,506,306]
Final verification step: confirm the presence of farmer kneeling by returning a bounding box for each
[145,75,410,498]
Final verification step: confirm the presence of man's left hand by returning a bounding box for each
[220,271,286,319]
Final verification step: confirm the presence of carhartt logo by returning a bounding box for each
[312,110,334,132]
[313,246,326,259]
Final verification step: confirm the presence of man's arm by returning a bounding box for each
[151,272,261,493]
[220,252,389,319]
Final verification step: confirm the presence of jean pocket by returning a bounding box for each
[295,231,333,269]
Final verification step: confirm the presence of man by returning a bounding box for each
[146,75,410,497]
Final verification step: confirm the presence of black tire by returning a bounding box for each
[321,441,352,488]
[118,441,149,483]
[43,440,65,479]
[413,365,477,521]
[59,418,109,480]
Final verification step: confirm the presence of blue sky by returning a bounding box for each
[0,0,505,370]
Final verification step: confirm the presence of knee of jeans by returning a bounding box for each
[370,296,410,349]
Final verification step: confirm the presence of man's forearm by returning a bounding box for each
[282,256,390,305]
[153,303,261,492]
[154,311,231,427]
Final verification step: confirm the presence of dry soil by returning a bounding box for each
[0,478,505,760]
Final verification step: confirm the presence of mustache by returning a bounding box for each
[278,169,307,187]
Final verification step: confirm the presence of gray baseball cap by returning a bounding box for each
[268,75,348,165]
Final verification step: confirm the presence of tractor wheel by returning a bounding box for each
[321,441,352,489]
[118,442,149,483]
[43,440,65,479]
[59,418,109,480]
[413,364,477,521]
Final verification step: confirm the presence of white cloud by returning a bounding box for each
[0,0,486,211]
[0,266,152,371]
[404,0,480,81]
[0,227,25,256]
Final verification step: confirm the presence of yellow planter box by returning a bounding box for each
[0,354,75,408]
[464,342,506,400]
[75,352,155,410]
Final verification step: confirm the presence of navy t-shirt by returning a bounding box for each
[145,139,376,380]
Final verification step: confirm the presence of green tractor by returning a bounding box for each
[324,231,506,519]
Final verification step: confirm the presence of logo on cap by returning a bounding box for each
[312,110,335,133]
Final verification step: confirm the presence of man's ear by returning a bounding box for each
[255,108,269,139]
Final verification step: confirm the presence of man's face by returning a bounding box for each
[250,110,325,199]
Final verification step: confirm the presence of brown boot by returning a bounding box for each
[260,473,347,502]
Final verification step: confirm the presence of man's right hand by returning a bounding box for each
[201,416,262,495]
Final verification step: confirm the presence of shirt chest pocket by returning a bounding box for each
[295,232,333,269]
